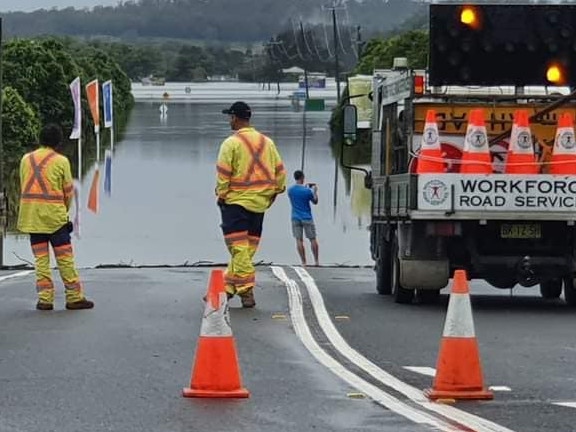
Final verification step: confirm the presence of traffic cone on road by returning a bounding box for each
[505,110,538,174]
[416,109,445,174]
[182,269,250,398]
[425,270,493,401]
[550,112,576,175]
[460,109,493,174]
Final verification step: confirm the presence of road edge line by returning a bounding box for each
[293,266,516,432]
[271,265,457,431]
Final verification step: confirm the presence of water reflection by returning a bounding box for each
[4,99,372,267]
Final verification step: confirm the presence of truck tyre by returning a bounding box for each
[417,289,441,304]
[540,279,563,299]
[391,236,414,304]
[375,240,393,295]
[563,277,576,307]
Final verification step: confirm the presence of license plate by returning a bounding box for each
[500,224,541,239]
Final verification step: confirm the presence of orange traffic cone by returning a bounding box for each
[460,109,492,174]
[182,269,250,398]
[87,164,100,213]
[550,112,576,175]
[505,110,538,174]
[425,270,493,401]
[416,109,445,174]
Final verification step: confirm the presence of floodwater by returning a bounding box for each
[3,82,372,267]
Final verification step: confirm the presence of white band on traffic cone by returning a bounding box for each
[442,293,476,338]
[200,292,232,337]
[554,127,576,155]
[422,124,440,150]
[510,126,533,155]
[464,126,489,154]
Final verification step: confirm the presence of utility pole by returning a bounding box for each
[0,17,4,268]
[299,21,310,100]
[299,21,309,172]
[264,39,283,94]
[328,4,342,102]
[356,25,364,58]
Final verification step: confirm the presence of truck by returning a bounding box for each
[342,2,576,305]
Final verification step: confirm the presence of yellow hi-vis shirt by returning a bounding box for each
[216,127,286,213]
[17,147,74,234]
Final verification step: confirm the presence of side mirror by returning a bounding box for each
[342,104,358,146]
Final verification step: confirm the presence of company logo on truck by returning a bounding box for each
[423,179,449,206]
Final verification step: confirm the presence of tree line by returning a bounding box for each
[2,37,134,224]
[2,0,424,43]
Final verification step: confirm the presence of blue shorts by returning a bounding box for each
[292,220,316,240]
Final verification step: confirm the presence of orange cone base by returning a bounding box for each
[417,149,445,174]
[182,387,250,398]
[505,154,538,174]
[550,155,576,175]
[182,337,250,399]
[460,154,492,174]
[424,388,494,401]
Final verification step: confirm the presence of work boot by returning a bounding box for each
[240,290,256,308]
[36,302,54,311]
[66,298,94,310]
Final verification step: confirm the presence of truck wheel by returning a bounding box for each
[417,289,441,304]
[391,237,414,304]
[563,277,576,307]
[375,240,393,295]
[540,279,563,299]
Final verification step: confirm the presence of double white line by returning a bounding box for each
[272,266,516,432]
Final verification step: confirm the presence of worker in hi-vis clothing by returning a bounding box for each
[17,124,94,311]
[216,101,286,307]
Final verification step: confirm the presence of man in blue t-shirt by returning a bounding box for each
[288,170,319,266]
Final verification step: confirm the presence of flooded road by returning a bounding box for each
[4,92,372,267]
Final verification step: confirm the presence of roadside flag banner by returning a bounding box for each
[104,149,112,196]
[69,77,82,140]
[86,79,100,133]
[87,164,100,214]
[103,80,114,129]
[103,81,114,196]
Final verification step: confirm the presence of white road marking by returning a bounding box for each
[0,270,33,283]
[553,402,576,409]
[488,386,512,392]
[271,266,457,431]
[289,266,517,432]
[404,367,437,377]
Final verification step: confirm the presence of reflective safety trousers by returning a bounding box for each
[220,203,264,296]
[17,147,74,234]
[31,224,84,304]
[216,127,286,213]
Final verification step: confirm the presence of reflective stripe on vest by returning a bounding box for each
[230,132,275,189]
[21,151,64,203]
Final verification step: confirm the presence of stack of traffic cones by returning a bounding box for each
[550,112,576,175]
[505,110,538,174]
[460,109,492,174]
[182,269,250,398]
[416,109,445,174]
[425,270,493,401]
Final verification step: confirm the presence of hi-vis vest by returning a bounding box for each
[216,127,286,213]
[17,147,74,234]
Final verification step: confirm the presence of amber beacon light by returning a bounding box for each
[546,64,564,84]
[460,7,476,26]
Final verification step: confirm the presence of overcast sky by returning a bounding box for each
[0,0,121,12]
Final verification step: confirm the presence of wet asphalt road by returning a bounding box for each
[0,268,432,432]
[3,266,576,431]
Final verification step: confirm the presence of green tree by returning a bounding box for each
[2,86,41,163]
[355,30,429,74]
